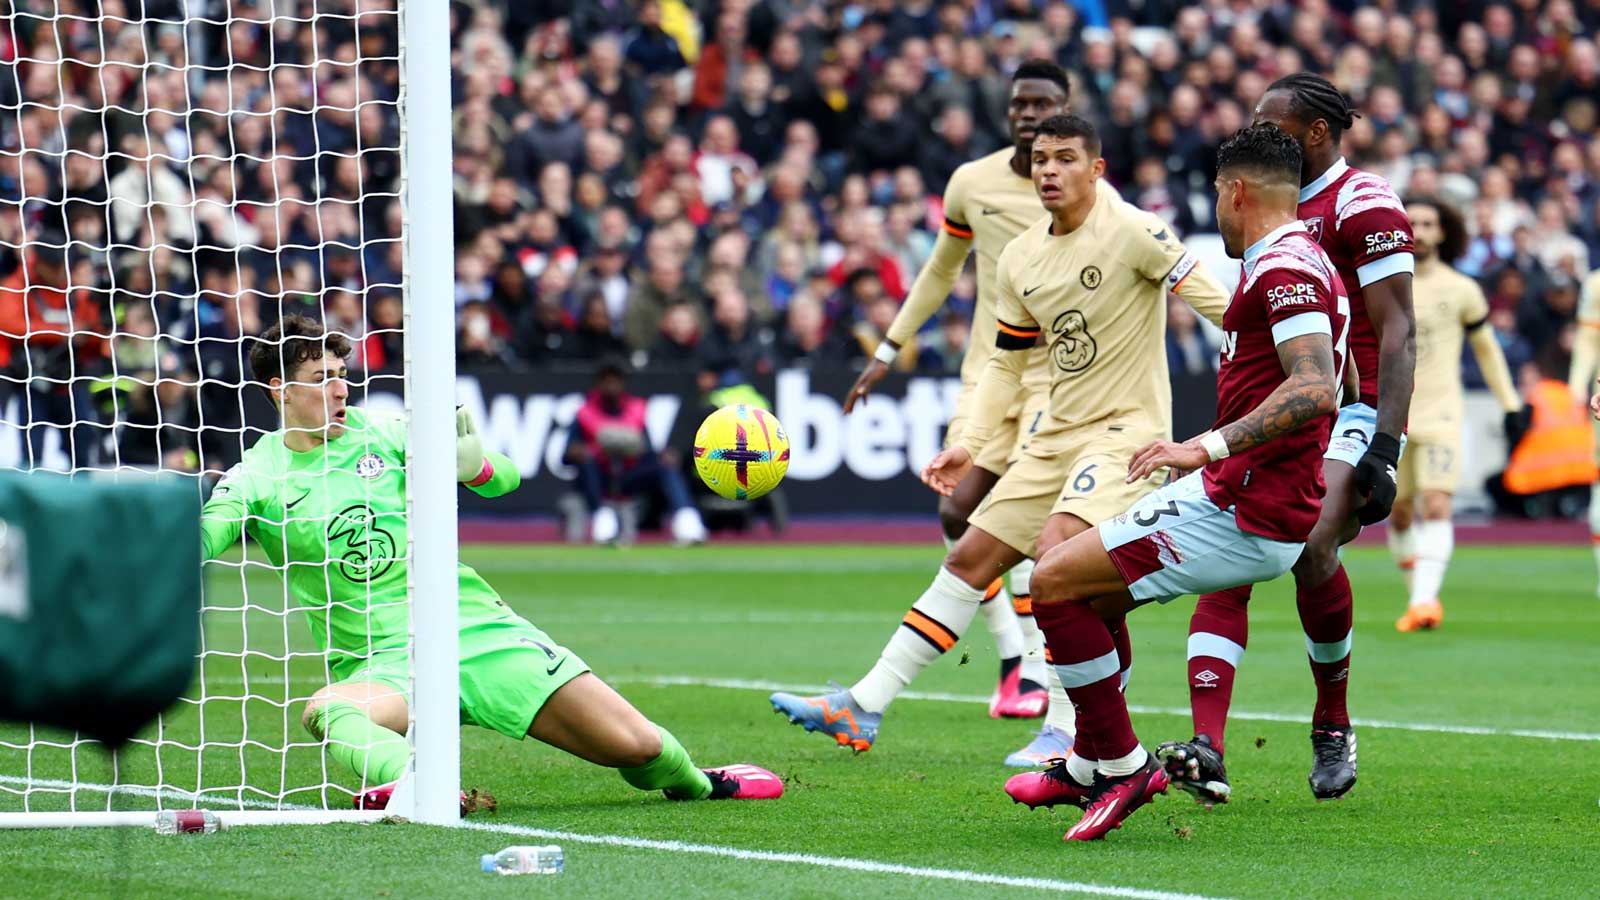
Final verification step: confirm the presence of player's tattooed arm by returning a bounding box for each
[1218,332,1340,454]
[1126,333,1338,482]
[1363,274,1416,436]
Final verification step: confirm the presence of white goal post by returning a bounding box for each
[0,0,459,828]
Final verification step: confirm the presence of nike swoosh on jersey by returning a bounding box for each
[546,658,567,677]
[981,207,1000,215]
[1023,285,1042,296]
[286,491,310,509]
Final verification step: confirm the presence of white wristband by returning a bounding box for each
[1200,430,1231,462]
[874,342,899,365]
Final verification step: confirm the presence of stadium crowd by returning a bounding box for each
[2,0,1600,472]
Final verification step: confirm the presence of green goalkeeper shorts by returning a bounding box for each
[338,616,589,740]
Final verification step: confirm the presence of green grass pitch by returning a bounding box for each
[3,543,1598,898]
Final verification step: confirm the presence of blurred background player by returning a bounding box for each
[1388,197,1522,632]
[1184,74,1417,801]
[840,59,1077,727]
[1028,123,1346,839]
[566,359,708,545]
[1567,265,1600,595]
[202,317,780,809]
[773,115,1230,764]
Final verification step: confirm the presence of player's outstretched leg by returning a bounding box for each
[770,527,1024,752]
[534,673,782,800]
[1029,528,1168,842]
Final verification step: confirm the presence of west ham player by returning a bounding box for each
[772,115,1230,756]
[1388,197,1521,631]
[1178,74,1416,802]
[1020,124,1348,840]
[843,60,1114,742]
[202,317,782,809]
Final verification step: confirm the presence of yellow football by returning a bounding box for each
[692,405,790,500]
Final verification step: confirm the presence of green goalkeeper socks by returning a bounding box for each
[620,726,712,800]
[312,700,410,786]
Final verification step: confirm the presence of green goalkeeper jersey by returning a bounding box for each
[200,407,517,674]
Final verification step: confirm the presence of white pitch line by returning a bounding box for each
[618,675,1600,743]
[456,819,1231,900]
[0,776,1228,899]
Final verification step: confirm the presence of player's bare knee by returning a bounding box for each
[1029,557,1086,606]
[937,495,971,542]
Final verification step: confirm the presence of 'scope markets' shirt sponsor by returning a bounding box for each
[1364,230,1410,254]
[1266,281,1319,311]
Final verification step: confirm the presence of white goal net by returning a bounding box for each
[0,0,458,825]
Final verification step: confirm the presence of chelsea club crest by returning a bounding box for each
[355,453,386,479]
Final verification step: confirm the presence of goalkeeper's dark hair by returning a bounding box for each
[250,314,353,401]
[1265,72,1359,139]
[1216,124,1303,188]
[1404,194,1468,263]
[1013,58,1070,95]
[1033,114,1100,157]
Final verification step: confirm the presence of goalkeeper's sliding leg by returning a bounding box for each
[303,621,782,811]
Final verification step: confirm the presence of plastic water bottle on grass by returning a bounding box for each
[154,810,222,834]
[481,845,563,875]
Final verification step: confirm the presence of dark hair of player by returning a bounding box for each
[1013,58,1070,94]
[1033,114,1099,157]
[1264,72,1359,139]
[250,314,353,401]
[1215,124,1303,187]
[1404,194,1468,263]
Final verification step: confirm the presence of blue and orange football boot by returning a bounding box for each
[769,685,880,753]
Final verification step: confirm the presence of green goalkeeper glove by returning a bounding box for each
[456,406,488,483]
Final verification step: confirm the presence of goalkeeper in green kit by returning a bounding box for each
[201,316,782,810]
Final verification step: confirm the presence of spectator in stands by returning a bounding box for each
[1166,293,1218,375]
[459,301,521,370]
[776,292,849,369]
[624,240,698,351]
[623,0,686,78]
[649,301,703,369]
[921,311,971,374]
[852,292,924,373]
[0,241,106,469]
[566,360,706,544]
[919,106,984,195]
[702,287,775,378]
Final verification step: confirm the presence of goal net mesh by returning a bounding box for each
[0,0,415,814]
